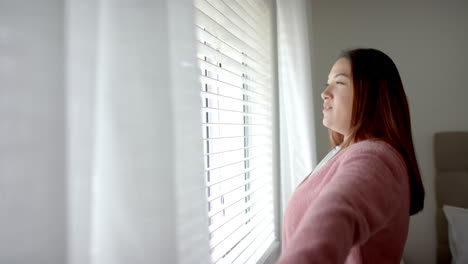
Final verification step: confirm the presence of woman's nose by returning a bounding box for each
[321,86,331,100]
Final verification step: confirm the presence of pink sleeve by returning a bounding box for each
[277,146,407,264]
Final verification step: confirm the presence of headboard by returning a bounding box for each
[434,131,468,264]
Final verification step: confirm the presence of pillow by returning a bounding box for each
[443,205,468,264]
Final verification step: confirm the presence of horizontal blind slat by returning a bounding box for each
[204,0,267,46]
[210,204,274,255]
[207,181,272,215]
[201,107,270,118]
[237,0,269,28]
[208,181,272,212]
[209,190,273,230]
[212,208,274,263]
[202,122,271,127]
[217,223,275,264]
[194,0,268,55]
[206,159,271,184]
[207,170,272,200]
[203,134,271,141]
[207,167,257,187]
[208,186,272,223]
[205,143,270,157]
[199,75,271,102]
[194,7,268,64]
[202,118,270,133]
[209,198,273,242]
[198,58,269,89]
[201,97,271,116]
[243,231,276,264]
[204,154,271,172]
[247,0,269,16]
[205,139,271,156]
[234,228,275,264]
[220,0,268,36]
[201,91,271,109]
[209,191,273,233]
[202,107,270,119]
[195,25,268,70]
[210,203,273,252]
[197,41,269,79]
[207,171,272,202]
[205,152,272,171]
[210,200,273,251]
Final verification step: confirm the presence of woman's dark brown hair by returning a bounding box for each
[329,48,425,215]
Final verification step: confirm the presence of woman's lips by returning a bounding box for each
[323,104,332,112]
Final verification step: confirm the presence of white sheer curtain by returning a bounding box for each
[66,0,211,263]
[276,0,318,214]
[66,0,318,263]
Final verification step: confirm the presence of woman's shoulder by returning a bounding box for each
[345,139,397,153]
[340,139,405,166]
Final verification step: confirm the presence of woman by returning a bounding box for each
[277,48,425,264]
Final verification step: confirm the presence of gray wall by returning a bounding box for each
[0,0,66,263]
[307,0,468,263]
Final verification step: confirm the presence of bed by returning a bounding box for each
[434,131,468,264]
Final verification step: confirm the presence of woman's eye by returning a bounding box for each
[336,81,345,85]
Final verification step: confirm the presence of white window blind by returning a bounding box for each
[194,0,276,263]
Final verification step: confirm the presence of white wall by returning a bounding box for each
[0,0,66,263]
[307,0,468,263]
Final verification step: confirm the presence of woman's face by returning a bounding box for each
[321,57,354,138]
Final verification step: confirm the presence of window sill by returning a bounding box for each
[258,240,281,264]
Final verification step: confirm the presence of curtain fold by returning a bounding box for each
[66,1,97,263]
[168,1,212,263]
[277,0,318,214]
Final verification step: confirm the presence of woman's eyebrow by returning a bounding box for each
[334,73,349,78]
[327,73,350,82]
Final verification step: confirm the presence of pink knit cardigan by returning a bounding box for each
[277,140,410,264]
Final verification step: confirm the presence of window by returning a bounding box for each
[194,0,277,263]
